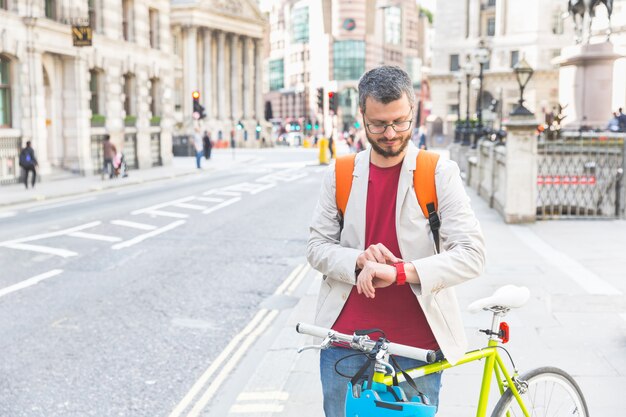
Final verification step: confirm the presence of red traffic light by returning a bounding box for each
[328,92,334,98]
[192,91,200,100]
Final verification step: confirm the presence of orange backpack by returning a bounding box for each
[335,151,442,253]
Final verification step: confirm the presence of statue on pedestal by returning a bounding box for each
[567,0,613,43]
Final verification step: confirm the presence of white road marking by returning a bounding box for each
[111,220,185,250]
[509,225,622,295]
[0,242,77,257]
[143,210,189,219]
[274,264,305,295]
[286,264,313,295]
[131,196,196,215]
[110,220,158,231]
[196,197,225,203]
[0,221,101,244]
[203,190,241,197]
[67,231,122,242]
[26,197,96,212]
[168,309,273,417]
[186,310,279,417]
[172,202,207,210]
[0,269,63,298]
[0,211,17,219]
[202,198,241,214]
[0,221,101,257]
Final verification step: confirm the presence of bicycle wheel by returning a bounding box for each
[491,366,589,417]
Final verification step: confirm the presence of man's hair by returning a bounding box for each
[26,141,31,147]
[104,134,110,140]
[358,66,416,114]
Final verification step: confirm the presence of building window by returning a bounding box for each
[45,0,57,20]
[269,59,284,91]
[0,0,7,10]
[449,54,460,71]
[0,56,11,127]
[122,0,133,42]
[488,0,495,6]
[89,70,100,116]
[510,50,519,68]
[88,0,99,33]
[291,6,309,43]
[149,8,160,49]
[384,6,402,45]
[150,78,160,117]
[487,17,495,37]
[448,104,459,115]
[123,73,135,116]
[333,40,365,81]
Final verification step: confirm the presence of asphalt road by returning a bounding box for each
[0,149,325,417]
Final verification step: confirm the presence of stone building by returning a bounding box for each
[428,0,575,140]
[169,0,267,147]
[0,0,175,184]
[262,0,424,138]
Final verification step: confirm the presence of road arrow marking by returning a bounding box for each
[112,220,185,250]
[110,220,158,231]
[68,231,122,242]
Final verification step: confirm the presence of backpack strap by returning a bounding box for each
[414,151,441,254]
[335,154,356,216]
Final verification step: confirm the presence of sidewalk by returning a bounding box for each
[225,186,626,417]
[0,151,256,208]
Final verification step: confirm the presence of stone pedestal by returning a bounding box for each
[500,117,538,223]
[557,42,624,130]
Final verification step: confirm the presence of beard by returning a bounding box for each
[365,130,412,158]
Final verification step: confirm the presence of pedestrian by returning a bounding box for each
[202,130,213,160]
[192,128,203,169]
[607,112,620,132]
[19,141,38,189]
[417,125,428,150]
[307,65,485,417]
[617,107,626,132]
[102,135,116,179]
[328,134,334,159]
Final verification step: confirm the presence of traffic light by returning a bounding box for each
[256,121,261,140]
[236,120,244,130]
[317,87,324,112]
[306,119,312,131]
[192,91,206,119]
[314,122,319,130]
[354,121,361,129]
[328,91,337,114]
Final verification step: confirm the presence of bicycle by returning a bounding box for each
[296,285,589,417]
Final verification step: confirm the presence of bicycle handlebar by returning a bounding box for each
[296,322,437,364]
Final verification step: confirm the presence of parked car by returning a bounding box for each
[277,132,303,147]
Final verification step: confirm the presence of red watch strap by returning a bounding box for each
[394,262,406,286]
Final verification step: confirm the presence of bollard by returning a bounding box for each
[318,137,329,165]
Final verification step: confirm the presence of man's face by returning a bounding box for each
[362,95,413,158]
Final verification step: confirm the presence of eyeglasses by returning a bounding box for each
[364,110,414,134]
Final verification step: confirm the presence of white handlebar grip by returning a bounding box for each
[387,342,437,363]
[296,322,333,338]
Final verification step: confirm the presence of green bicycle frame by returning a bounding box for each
[379,340,532,417]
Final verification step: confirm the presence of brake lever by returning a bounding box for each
[297,334,333,353]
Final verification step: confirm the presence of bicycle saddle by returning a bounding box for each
[467,285,530,313]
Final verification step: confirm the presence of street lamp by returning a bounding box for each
[511,57,534,116]
[462,58,474,146]
[473,40,490,148]
[453,71,463,143]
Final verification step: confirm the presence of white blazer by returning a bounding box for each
[306,142,486,364]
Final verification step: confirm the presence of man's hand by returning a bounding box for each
[356,243,401,270]
[356,261,397,298]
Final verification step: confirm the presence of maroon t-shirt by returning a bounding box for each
[332,161,439,350]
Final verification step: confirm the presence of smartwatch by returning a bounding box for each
[394,262,406,286]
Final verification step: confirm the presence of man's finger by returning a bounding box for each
[368,245,386,263]
[377,243,399,263]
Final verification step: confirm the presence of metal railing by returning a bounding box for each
[0,135,22,185]
[537,132,626,219]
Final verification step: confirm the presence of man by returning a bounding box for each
[102,135,116,179]
[193,128,203,169]
[617,107,626,132]
[19,141,38,189]
[307,66,485,417]
[202,130,213,160]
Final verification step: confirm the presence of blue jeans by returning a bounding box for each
[195,151,202,168]
[320,346,443,417]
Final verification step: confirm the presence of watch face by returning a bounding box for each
[343,18,356,31]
